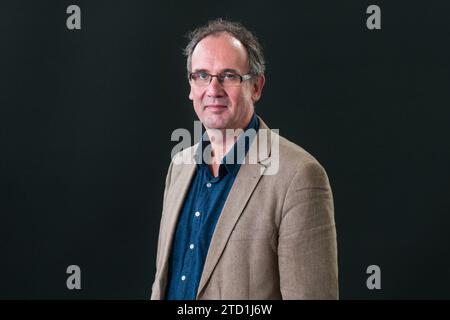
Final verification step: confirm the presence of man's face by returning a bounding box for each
[189,33,265,130]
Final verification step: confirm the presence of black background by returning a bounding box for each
[1,0,449,299]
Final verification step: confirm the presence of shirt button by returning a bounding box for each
[181,275,186,281]
[195,211,200,217]
[189,244,195,250]
[206,182,212,188]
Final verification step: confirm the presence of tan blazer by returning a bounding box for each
[151,117,338,299]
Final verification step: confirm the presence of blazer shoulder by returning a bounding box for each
[274,133,331,188]
[276,134,324,170]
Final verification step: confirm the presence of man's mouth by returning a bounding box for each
[205,104,228,111]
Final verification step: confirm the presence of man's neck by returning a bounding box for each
[205,128,240,165]
[203,112,255,167]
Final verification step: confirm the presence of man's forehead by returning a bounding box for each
[195,33,245,52]
[191,33,248,71]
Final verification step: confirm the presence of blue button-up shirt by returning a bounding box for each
[165,113,259,300]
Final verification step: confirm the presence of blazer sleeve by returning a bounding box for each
[278,160,339,299]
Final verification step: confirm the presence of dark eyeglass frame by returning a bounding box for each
[188,71,253,86]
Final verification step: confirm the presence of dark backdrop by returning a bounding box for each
[1,0,449,299]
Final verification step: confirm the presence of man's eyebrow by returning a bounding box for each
[221,68,239,73]
[192,68,239,73]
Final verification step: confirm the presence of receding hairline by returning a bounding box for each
[184,18,266,77]
[190,32,250,72]
[192,31,247,54]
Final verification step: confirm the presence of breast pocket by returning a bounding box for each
[229,224,275,241]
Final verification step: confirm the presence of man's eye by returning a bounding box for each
[198,72,209,80]
[223,73,238,80]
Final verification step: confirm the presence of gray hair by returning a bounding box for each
[184,18,266,77]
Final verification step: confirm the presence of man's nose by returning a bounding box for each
[206,76,225,97]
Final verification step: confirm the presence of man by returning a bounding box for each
[151,18,338,300]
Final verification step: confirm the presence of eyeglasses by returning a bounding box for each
[189,71,253,87]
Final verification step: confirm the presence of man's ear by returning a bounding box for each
[251,75,265,103]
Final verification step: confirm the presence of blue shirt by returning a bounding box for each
[165,113,259,300]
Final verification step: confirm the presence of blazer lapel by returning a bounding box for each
[197,118,273,297]
[157,149,197,295]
